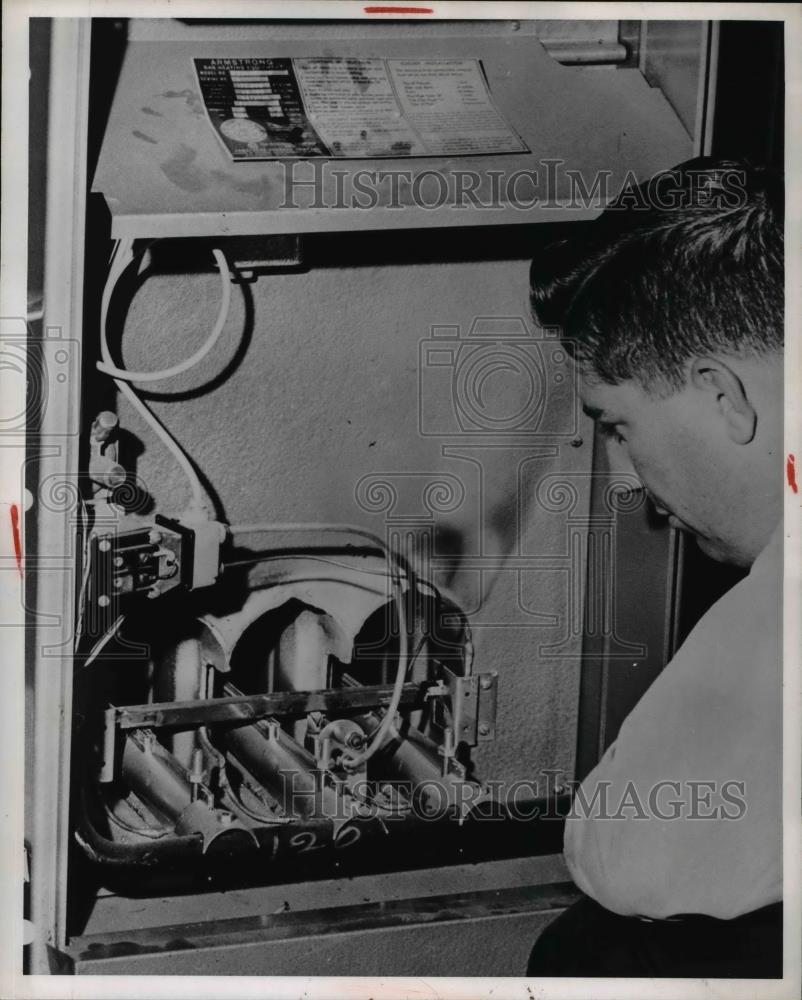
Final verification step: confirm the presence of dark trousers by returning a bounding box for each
[527,896,782,978]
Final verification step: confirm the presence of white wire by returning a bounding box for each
[74,500,93,646]
[97,237,221,515]
[222,550,442,601]
[81,616,124,669]
[227,522,409,769]
[114,377,207,515]
[97,248,232,383]
[228,522,407,561]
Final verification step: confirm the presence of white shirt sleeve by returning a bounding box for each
[564,529,782,919]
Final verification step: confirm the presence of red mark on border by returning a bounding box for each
[787,453,798,494]
[10,504,23,576]
[363,6,434,13]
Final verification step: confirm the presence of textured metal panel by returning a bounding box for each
[131,19,631,64]
[129,18,627,64]
[80,854,570,936]
[114,252,593,786]
[575,430,678,779]
[130,19,610,44]
[69,880,581,975]
[93,28,692,237]
[28,19,91,971]
[641,20,717,154]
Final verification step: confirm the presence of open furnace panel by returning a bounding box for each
[75,526,509,892]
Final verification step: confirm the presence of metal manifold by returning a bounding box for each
[75,548,500,888]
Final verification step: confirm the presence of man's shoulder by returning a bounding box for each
[614,525,783,737]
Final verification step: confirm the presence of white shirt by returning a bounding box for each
[564,526,782,919]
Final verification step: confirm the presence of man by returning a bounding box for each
[527,158,784,977]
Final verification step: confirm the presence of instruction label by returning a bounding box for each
[193,57,528,160]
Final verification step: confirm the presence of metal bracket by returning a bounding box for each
[441,667,498,746]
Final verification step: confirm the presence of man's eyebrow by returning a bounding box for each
[582,403,606,420]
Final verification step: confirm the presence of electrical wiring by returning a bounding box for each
[96,238,233,516]
[97,248,232,383]
[227,523,415,589]
[224,574,400,602]
[80,615,124,669]
[91,250,437,772]
[222,550,442,601]
[223,551,410,604]
[195,722,294,826]
[74,499,93,646]
[113,377,207,515]
[227,522,409,770]
[224,550,397,578]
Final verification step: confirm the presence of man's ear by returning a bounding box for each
[689,357,756,444]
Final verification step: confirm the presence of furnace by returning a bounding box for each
[17,14,743,977]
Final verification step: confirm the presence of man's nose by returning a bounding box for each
[605,446,662,514]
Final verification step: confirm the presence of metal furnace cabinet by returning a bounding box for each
[21,16,715,976]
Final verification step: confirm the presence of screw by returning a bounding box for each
[570,437,584,448]
[98,594,110,608]
[113,555,124,568]
[478,723,491,737]
[480,675,493,690]
[97,410,117,428]
[98,539,111,553]
[91,411,118,442]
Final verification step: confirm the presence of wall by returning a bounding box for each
[114,244,594,785]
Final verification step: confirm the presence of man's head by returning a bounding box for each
[530,159,784,567]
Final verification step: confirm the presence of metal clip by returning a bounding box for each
[440,667,498,746]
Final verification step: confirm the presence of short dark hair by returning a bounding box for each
[529,158,784,394]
